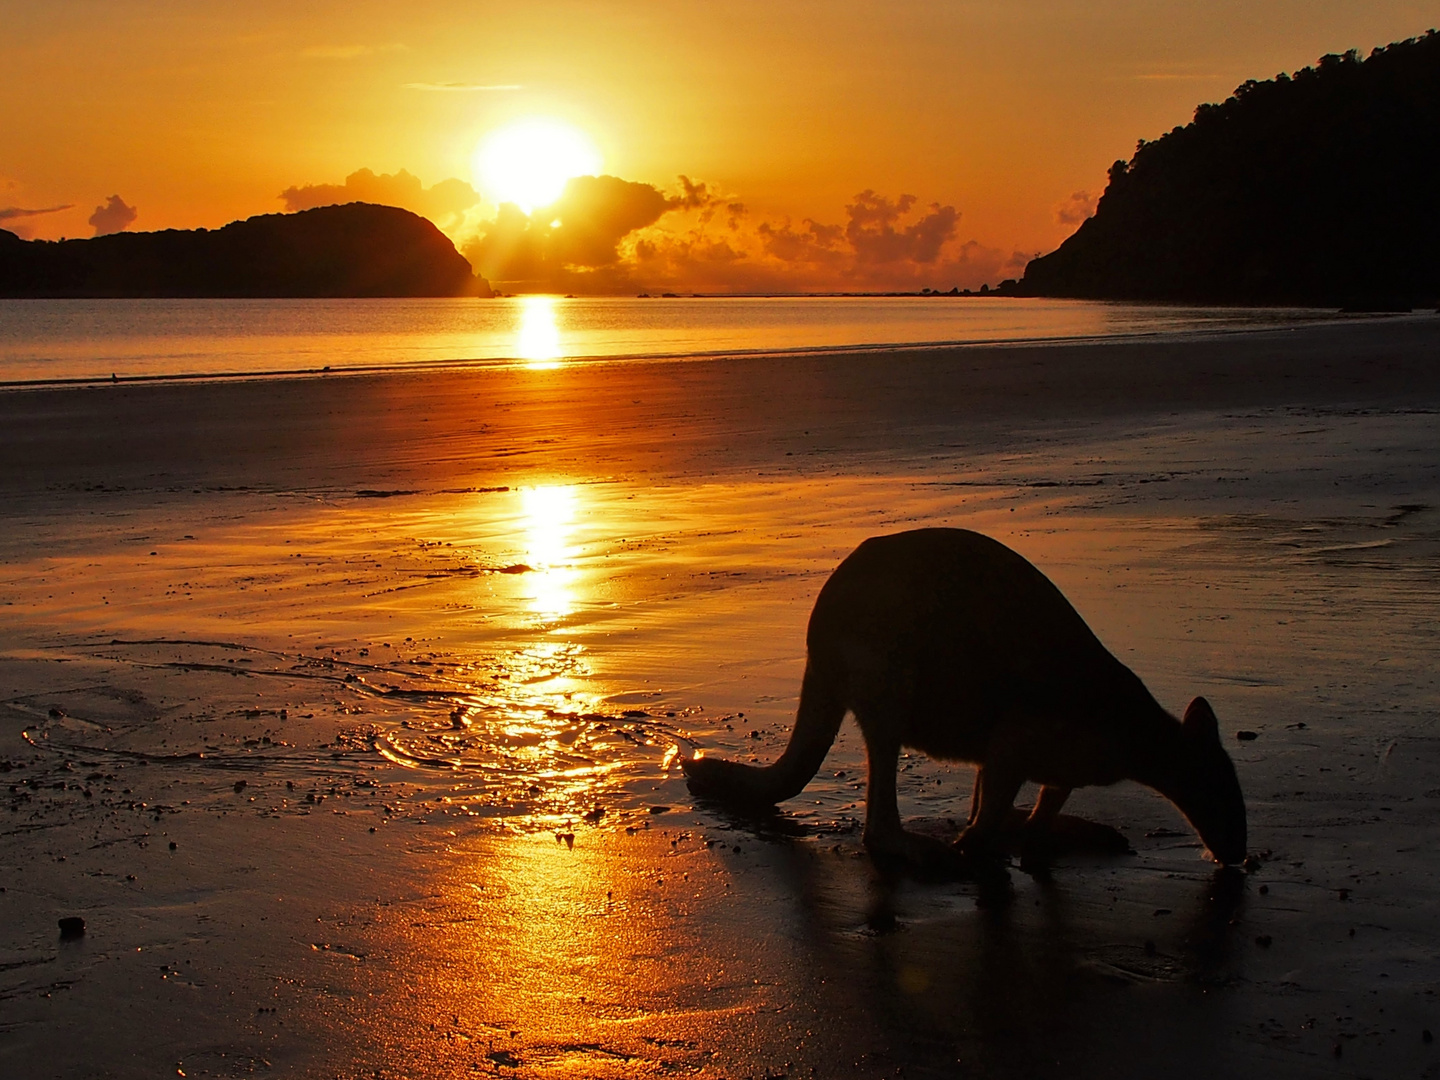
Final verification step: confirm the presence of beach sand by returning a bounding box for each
[3,318,1440,1078]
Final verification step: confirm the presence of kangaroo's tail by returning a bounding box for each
[682,661,845,808]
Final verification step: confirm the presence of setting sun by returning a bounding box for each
[473,119,602,213]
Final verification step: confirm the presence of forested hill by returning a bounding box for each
[0,203,492,298]
[1016,32,1440,307]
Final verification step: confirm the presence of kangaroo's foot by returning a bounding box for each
[862,736,971,876]
[954,759,1025,860]
[952,820,1010,861]
[1016,784,1072,869]
[864,823,968,876]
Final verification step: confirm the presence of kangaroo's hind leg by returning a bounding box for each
[859,733,905,856]
[1028,784,1071,829]
[859,726,960,872]
[1016,784,1072,867]
[954,754,1025,857]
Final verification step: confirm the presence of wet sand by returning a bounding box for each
[3,317,1440,1078]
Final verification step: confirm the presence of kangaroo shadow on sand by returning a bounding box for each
[853,861,1246,1078]
[695,791,1133,888]
[698,797,1248,1080]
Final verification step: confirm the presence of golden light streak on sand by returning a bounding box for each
[519,483,580,619]
[391,829,750,1078]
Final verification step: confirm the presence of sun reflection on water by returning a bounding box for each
[354,481,698,833]
[516,295,563,369]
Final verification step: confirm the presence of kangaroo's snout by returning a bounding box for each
[1202,812,1248,865]
[1178,697,1248,865]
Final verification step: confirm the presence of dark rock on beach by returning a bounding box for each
[58,917,85,939]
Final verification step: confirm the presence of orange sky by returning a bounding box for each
[5,1,1440,291]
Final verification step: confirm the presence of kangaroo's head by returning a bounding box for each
[1170,697,1248,865]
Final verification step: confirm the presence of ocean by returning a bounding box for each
[0,294,1354,383]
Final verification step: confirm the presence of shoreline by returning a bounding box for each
[0,298,1420,389]
[4,317,1440,501]
[0,310,1429,389]
[0,311,1413,391]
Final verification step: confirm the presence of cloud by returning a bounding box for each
[630,184,1016,293]
[461,173,1024,294]
[279,168,480,229]
[0,203,73,240]
[1055,190,1097,227]
[755,218,846,267]
[403,82,521,92]
[89,195,137,236]
[0,204,72,222]
[845,191,958,264]
[670,175,719,211]
[464,174,671,289]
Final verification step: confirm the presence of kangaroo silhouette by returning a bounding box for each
[682,528,1247,866]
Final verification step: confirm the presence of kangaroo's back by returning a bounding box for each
[809,529,1114,668]
[807,529,1157,753]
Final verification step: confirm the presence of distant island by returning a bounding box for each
[1013,32,1440,308]
[0,203,492,298]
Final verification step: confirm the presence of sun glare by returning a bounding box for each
[474,119,601,212]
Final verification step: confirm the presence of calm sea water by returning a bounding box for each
[0,295,1353,383]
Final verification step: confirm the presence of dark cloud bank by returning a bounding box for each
[470,176,1027,293]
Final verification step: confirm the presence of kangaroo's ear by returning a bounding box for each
[1182,696,1219,742]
